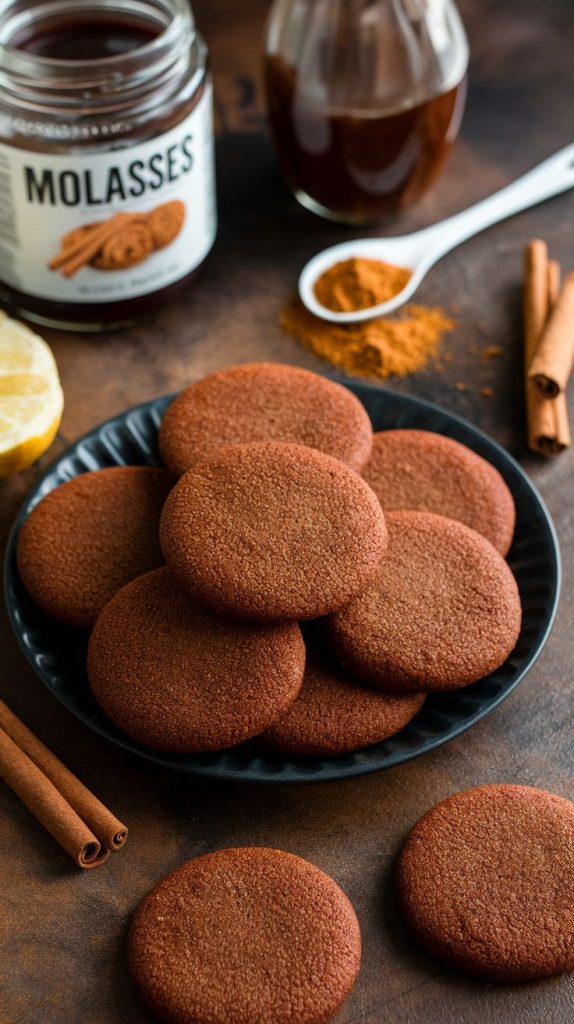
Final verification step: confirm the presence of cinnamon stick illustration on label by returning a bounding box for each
[48,200,186,278]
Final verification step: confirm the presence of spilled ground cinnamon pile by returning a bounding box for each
[281,301,454,380]
[283,255,454,379]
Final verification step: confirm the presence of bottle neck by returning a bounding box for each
[0,0,196,115]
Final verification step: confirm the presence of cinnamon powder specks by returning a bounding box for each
[281,301,455,380]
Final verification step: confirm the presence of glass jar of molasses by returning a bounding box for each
[0,0,216,330]
[264,0,468,225]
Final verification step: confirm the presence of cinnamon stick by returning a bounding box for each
[524,240,548,362]
[524,243,571,455]
[50,212,131,277]
[0,728,109,869]
[49,217,117,270]
[0,700,127,852]
[542,260,571,453]
[529,268,574,397]
[548,259,561,306]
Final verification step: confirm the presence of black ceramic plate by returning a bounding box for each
[4,381,561,784]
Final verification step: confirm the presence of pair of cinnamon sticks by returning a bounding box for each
[524,240,573,455]
[0,699,127,869]
[49,212,130,278]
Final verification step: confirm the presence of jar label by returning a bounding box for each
[0,84,216,303]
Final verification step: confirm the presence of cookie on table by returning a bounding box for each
[326,510,521,693]
[87,568,305,753]
[362,429,515,556]
[397,784,574,981]
[158,362,373,474]
[160,442,388,622]
[260,651,426,757]
[16,466,172,629]
[129,847,361,1024]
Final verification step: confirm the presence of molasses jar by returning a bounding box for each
[0,0,216,330]
[264,0,468,225]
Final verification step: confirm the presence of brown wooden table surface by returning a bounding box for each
[2,1,574,1021]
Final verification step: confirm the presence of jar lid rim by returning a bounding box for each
[0,0,194,77]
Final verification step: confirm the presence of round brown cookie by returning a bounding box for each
[260,652,426,756]
[158,362,373,474]
[92,219,154,270]
[160,442,388,622]
[362,429,516,556]
[16,466,173,629]
[397,784,574,981]
[148,200,186,249]
[87,568,305,753]
[129,847,361,1024]
[326,510,521,693]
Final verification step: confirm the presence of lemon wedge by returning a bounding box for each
[0,312,64,478]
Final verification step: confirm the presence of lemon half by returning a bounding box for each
[0,312,64,478]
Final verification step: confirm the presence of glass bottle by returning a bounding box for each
[0,0,216,331]
[264,0,469,225]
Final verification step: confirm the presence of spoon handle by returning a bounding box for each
[424,144,574,259]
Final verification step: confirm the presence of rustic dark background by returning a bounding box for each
[2,1,574,1021]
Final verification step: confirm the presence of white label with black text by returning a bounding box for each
[0,84,216,302]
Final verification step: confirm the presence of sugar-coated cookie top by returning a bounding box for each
[362,429,516,555]
[160,441,387,622]
[159,362,373,474]
[87,567,305,754]
[16,466,172,629]
[398,784,574,981]
[327,510,521,692]
[261,649,425,756]
[129,847,361,1024]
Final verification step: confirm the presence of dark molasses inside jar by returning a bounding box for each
[0,0,216,331]
[264,0,469,225]
[14,16,159,60]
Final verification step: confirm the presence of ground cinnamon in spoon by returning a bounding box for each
[281,301,454,379]
[315,257,412,312]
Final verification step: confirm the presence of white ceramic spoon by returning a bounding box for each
[299,144,574,324]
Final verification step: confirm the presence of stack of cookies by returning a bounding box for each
[17,363,522,758]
